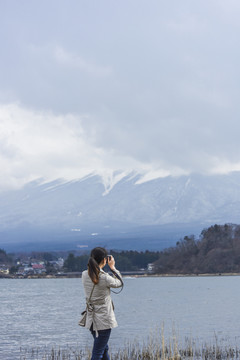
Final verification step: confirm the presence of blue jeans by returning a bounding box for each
[90,324,111,360]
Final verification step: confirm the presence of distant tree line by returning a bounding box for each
[2,223,240,275]
[154,223,240,274]
[64,250,160,272]
[0,248,12,264]
[63,224,240,274]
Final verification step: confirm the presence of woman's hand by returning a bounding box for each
[108,255,116,270]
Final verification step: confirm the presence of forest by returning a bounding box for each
[154,223,240,274]
[63,223,240,274]
[64,250,160,272]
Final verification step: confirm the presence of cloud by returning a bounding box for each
[0,102,147,190]
[0,103,94,188]
[1,0,240,189]
[1,99,240,193]
[54,46,113,77]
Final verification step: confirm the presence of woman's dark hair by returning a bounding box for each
[88,247,108,284]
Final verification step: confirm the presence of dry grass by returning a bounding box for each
[20,330,240,360]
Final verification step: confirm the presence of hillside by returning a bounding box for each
[154,223,240,274]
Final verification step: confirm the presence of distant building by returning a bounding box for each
[0,265,9,275]
[48,258,64,270]
[57,258,64,268]
[32,264,46,274]
[147,263,155,273]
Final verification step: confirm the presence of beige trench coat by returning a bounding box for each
[82,269,122,334]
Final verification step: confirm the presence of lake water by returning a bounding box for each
[1,276,240,359]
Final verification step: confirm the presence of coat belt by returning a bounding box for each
[86,298,106,306]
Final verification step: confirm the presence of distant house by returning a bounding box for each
[48,258,64,270]
[24,266,34,274]
[32,263,46,274]
[16,267,25,276]
[0,265,9,275]
[57,258,64,268]
[147,263,155,273]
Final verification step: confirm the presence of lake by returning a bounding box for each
[1,275,240,359]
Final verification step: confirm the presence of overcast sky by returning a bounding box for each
[1,0,240,190]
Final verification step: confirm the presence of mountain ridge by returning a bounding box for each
[1,171,240,251]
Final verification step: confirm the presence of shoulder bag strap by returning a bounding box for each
[87,283,95,303]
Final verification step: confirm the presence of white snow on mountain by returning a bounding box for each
[1,171,240,250]
[100,170,129,196]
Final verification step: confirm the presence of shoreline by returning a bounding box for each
[1,272,240,279]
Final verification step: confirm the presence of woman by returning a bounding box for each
[82,247,123,360]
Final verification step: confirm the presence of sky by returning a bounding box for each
[1,0,240,190]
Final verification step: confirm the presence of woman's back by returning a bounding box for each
[82,268,122,331]
[82,269,111,303]
[80,248,123,360]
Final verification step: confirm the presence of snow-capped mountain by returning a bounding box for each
[1,171,240,251]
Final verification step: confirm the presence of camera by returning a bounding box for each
[107,255,111,262]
